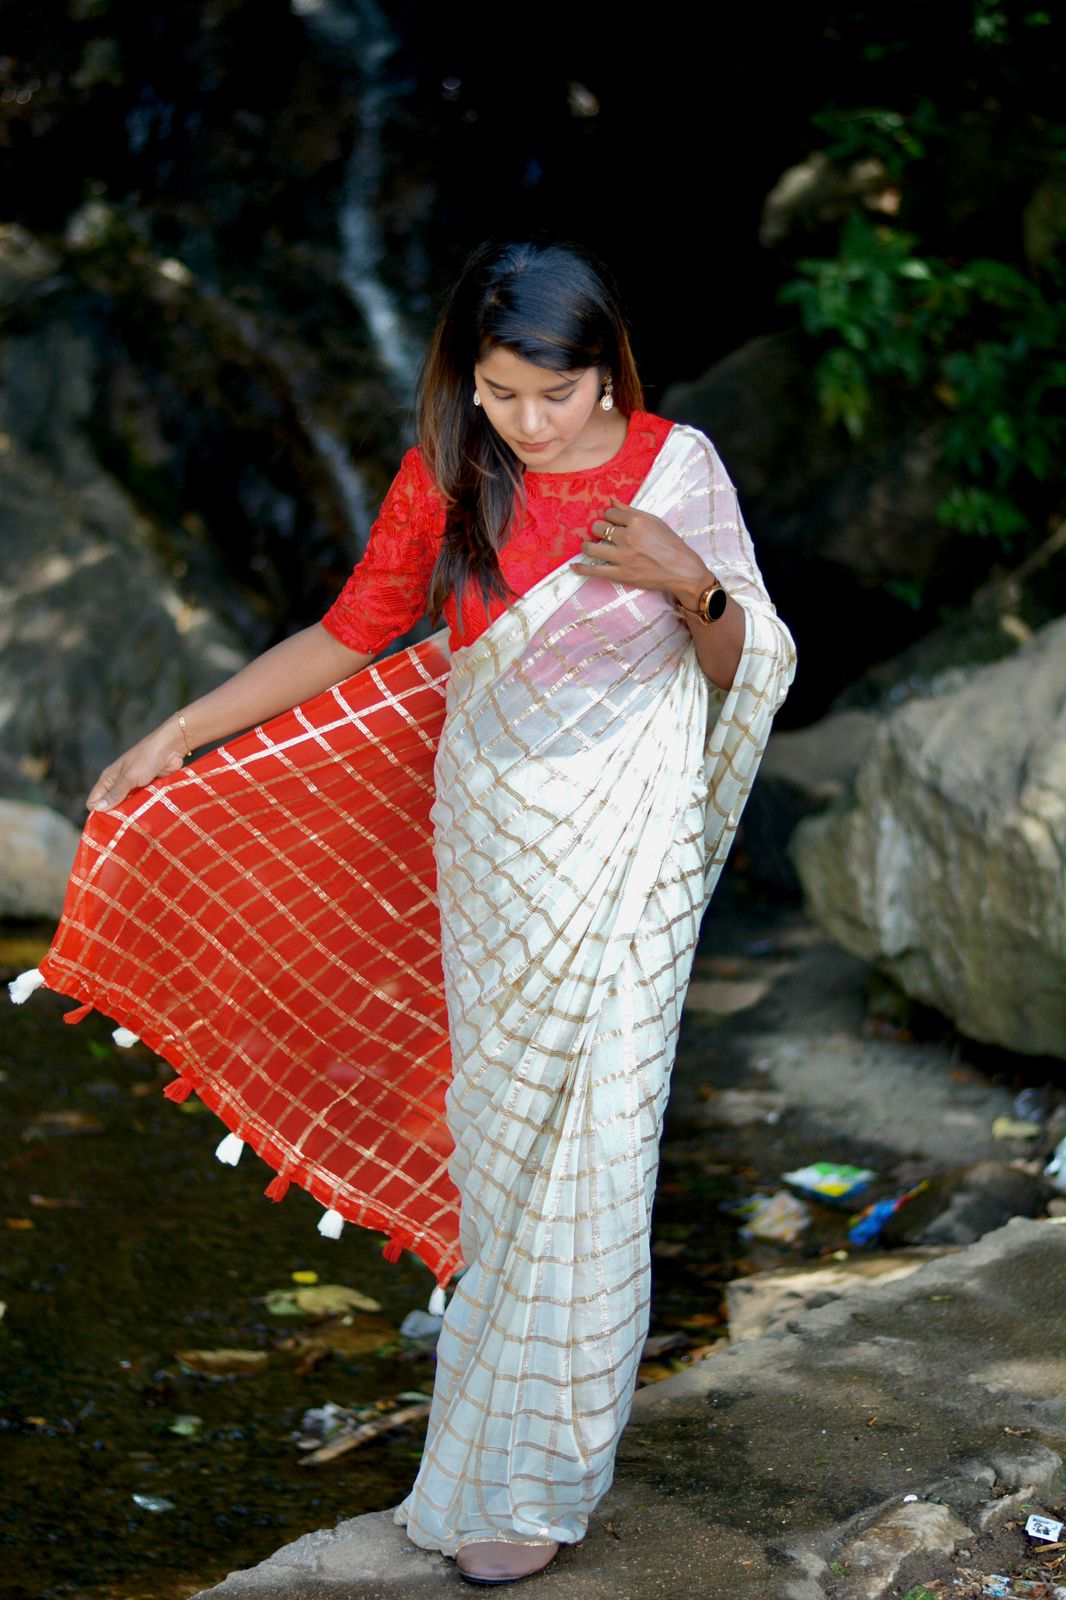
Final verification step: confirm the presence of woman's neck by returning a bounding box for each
[524,409,631,474]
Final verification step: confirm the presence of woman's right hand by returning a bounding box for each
[85,717,189,813]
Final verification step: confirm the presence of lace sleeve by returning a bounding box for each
[320,448,446,655]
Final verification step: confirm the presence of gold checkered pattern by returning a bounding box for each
[393,426,796,1554]
[40,633,465,1281]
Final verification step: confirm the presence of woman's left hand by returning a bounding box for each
[573,498,712,610]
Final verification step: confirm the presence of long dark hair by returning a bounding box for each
[418,239,643,623]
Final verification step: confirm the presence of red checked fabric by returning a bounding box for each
[321,412,673,653]
[40,639,462,1283]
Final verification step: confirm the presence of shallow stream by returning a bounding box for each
[1,923,447,1600]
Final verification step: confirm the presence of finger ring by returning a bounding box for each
[601,528,614,545]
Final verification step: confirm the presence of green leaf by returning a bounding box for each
[167,1413,204,1436]
[885,577,926,612]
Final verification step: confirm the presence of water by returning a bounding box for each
[0,924,441,1600]
[297,0,422,394]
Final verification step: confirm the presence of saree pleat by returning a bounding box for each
[394,426,796,1552]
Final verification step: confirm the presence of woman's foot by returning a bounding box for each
[455,1538,560,1586]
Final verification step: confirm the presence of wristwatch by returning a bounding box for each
[676,579,727,624]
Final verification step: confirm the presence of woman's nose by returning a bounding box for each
[518,400,545,437]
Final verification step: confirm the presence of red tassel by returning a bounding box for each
[163,1076,194,1103]
[62,1002,94,1025]
[381,1237,403,1264]
[264,1175,291,1202]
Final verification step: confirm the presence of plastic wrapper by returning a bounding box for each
[782,1162,876,1205]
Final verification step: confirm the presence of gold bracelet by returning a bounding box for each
[177,714,193,757]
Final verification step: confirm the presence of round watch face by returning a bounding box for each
[706,586,728,620]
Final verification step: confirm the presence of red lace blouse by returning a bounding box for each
[321,411,675,654]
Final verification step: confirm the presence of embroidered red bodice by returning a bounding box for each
[321,411,674,654]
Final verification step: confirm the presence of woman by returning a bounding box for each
[12,241,795,1586]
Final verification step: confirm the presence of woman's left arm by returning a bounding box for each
[573,497,746,692]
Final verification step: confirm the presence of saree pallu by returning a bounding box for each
[11,423,795,1553]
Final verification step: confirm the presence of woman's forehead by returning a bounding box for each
[475,347,588,387]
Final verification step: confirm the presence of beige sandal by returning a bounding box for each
[455,1538,560,1586]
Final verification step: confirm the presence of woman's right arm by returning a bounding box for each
[87,447,443,814]
[85,622,372,812]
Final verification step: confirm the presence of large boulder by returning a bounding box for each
[0,238,253,820]
[0,799,82,919]
[0,429,249,818]
[739,524,1066,892]
[790,615,1066,1057]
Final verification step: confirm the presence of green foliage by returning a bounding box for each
[779,211,1066,552]
[809,101,943,178]
[884,577,927,612]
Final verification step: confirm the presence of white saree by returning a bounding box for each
[393,424,796,1554]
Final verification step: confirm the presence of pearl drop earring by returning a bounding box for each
[473,390,482,407]
[600,376,614,412]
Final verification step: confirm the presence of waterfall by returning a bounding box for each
[302,416,371,548]
[293,0,421,397]
[198,282,373,554]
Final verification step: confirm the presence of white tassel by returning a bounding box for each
[8,968,46,1004]
[112,1026,140,1048]
[317,1207,345,1240]
[428,1284,447,1317]
[215,1133,245,1166]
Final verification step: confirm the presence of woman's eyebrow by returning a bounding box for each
[484,376,580,394]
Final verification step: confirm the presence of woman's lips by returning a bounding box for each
[514,439,552,453]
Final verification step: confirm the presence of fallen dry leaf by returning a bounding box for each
[175,1348,270,1377]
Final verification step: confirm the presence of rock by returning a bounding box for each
[879,1163,1052,1248]
[0,232,255,816]
[661,330,980,717]
[760,150,900,250]
[836,520,1066,715]
[742,522,1066,891]
[835,1500,973,1599]
[682,977,777,1017]
[0,431,248,816]
[193,1217,1066,1600]
[744,711,879,891]
[661,331,960,593]
[790,616,1066,1058]
[0,800,82,918]
[694,1088,788,1129]
[1024,169,1066,268]
[725,1249,957,1342]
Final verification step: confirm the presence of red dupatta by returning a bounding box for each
[16,634,463,1286]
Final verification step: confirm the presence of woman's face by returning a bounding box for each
[473,346,611,471]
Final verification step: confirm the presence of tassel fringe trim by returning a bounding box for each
[317,1208,345,1240]
[428,1284,447,1317]
[9,967,46,1004]
[163,1076,194,1103]
[264,1175,291,1202]
[112,1026,140,1048]
[63,1001,94,1025]
[215,1133,245,1166]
